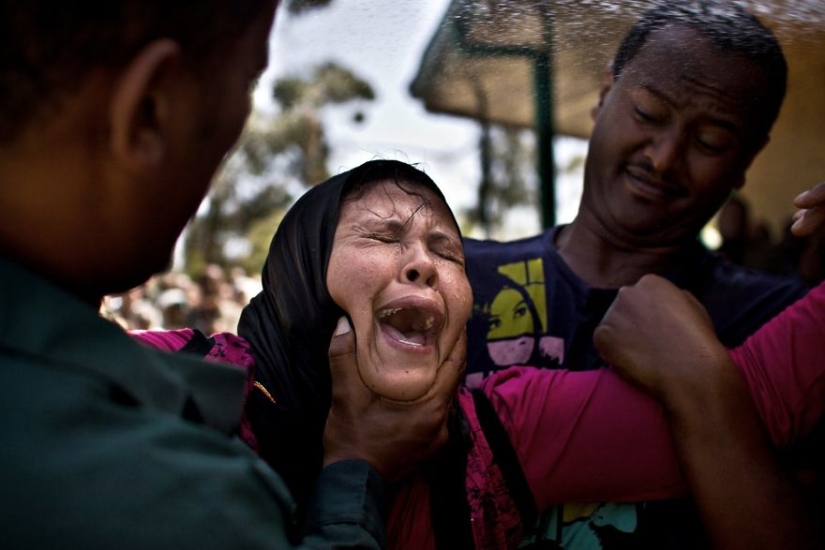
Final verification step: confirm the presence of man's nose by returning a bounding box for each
[645,127,684,174]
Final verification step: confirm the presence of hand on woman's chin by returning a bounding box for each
[357,363,438,402]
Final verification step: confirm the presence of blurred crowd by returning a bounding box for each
[103,264,262,334]
[101,195,824,334]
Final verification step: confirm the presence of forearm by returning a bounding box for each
[664,350,820,549]
[300,460,388,549]
[675,282,825,549]
[592,277,825,547]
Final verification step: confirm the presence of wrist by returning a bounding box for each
[659,344,741,421]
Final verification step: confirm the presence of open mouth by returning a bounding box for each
[377,306,438,347]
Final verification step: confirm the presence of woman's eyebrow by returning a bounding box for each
[360,216,405,230]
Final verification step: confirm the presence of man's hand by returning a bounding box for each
[322,317,465,483]
[595,279,820,549]
[792,181,825,237]
[593,274,730,405]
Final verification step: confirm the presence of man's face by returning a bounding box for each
[581,24,771,247]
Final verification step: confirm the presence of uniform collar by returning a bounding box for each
[0,256,245,435]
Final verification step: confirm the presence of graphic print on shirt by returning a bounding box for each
[478,258,564,368]
[520,502,642,549]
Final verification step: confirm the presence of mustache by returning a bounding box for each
[625,161,686,196]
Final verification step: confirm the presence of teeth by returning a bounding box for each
[377,308,436,333]
[378,308,401,319]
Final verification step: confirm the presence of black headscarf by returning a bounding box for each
[238,159,455,509]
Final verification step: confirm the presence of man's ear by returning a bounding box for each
[591,64,615,121]
[109,39,182,171]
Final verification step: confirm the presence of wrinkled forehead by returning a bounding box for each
[340,178,458,232]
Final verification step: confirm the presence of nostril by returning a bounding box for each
[407,269,420,282]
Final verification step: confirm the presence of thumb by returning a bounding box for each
[328,316,359,394]
[328,316,355,362]
[428,329,466,404]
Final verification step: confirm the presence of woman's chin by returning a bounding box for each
[358,365,437,402]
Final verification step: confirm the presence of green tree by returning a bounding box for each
[466,123,536,238]
[467,122,586,239]
[183,61,375,275]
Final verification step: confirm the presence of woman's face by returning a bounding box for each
[326,179,472,401]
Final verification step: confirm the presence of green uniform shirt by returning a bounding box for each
[0,257,386,549]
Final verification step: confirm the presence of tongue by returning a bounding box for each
[383,324,427,346]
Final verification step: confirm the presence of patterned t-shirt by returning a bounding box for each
[463,226,809,549]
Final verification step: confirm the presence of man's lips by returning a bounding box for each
[624,166,685,201]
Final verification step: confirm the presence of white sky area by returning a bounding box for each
[255,0,588,239]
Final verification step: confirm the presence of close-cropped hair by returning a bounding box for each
[612,0,787,138]
[0,0,269,143]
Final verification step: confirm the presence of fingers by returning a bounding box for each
[323,315,456,481]
[328,316,370,408]
[791,207,825,237]
[426,329,466,405]
[328,316,360,394]
[793,182,825,209]
[792,183,825,237]
[328,316,355,362]
[594,274,718,399]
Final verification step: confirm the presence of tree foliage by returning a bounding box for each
[183,61,374,276]
[465,124,537,238]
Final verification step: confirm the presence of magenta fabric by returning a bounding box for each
[384,368,688,549]
[730,281,825,447]
[131,329,259,451]
[132,281,825,549]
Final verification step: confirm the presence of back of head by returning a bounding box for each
[0,0,273,300]
[0,0,266,144]
[612,0,787,137]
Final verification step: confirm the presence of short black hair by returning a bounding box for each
[0,1,270,143]
[612,0,787,137]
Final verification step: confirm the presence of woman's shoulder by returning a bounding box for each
[130,329,254,368]
[130,328,197,352]
[206,331,255,370]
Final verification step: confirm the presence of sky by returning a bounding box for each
[254,0,825,240]
[172,0,825,270]
[255,0,587,239]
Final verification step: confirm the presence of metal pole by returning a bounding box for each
[534,52,555,228]
[535,5,556,229]
[452,1,557,228]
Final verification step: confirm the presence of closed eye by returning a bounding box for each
[429,235,465,265]
[369,233,399,244]
[634,106,664,124]
[436,250,464,265]
[695,138,727,154]
[694,127,737,155]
